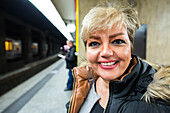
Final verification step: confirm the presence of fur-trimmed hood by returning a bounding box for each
[142,61,170,102]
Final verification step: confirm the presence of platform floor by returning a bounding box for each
[0,59,72,113]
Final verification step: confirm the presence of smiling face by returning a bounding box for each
[86,26,131,81]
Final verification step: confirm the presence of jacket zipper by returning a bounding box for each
[103,83,113,113]
[103,97,109,113]
[103,108,106,113]
[103,96,111,113]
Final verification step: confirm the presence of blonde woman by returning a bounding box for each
[67,2,170,113]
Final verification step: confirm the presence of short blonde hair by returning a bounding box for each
[80,2,140,50]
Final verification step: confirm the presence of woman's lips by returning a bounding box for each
[98,61,118,69]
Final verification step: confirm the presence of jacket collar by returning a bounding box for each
[109,55,156,98]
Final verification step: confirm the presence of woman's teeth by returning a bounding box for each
[100,62,117,66]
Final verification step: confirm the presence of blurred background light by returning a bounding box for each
[67,23,76,33]
[29,0,73,41]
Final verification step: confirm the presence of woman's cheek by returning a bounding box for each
[117,46,131,58]
[86,49,98,63]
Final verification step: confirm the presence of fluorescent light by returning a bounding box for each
[67,23,76,33]
[29,0,73,41]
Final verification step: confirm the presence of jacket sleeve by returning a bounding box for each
[68,66,98,113]
[68,67,91,113]
[66,47,76,62]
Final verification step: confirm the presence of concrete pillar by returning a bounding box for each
[47,36,53,56]
[53,39,58,54]
[22,25,32,64]
[52,39,55,55]
[0,16,7,74]
[39,33,46,58]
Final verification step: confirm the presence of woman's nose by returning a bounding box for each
[100,45,113,57]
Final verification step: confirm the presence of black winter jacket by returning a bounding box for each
[104,56,170,113]
[65,45,77,69]
[68,55,170,113]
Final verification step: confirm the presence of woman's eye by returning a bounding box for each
[111,39,125,45]
[89,42,100,47]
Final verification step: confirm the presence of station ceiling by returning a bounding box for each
[52,0,76,22]
[0,0,75,43]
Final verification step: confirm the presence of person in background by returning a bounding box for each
[67,1,170,113]
[64,40,77,91]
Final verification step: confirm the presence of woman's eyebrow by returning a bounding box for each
[89,36,101,39]
[109,33,124,38]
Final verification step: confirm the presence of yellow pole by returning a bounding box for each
[76,0,79,52]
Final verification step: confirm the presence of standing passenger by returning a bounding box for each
[64,40,77,91]
[67,2,170,113]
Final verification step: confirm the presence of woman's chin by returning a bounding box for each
[100,75,119,81]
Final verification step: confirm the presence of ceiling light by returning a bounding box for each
[29,0,73,41]
[67,23,76,33]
